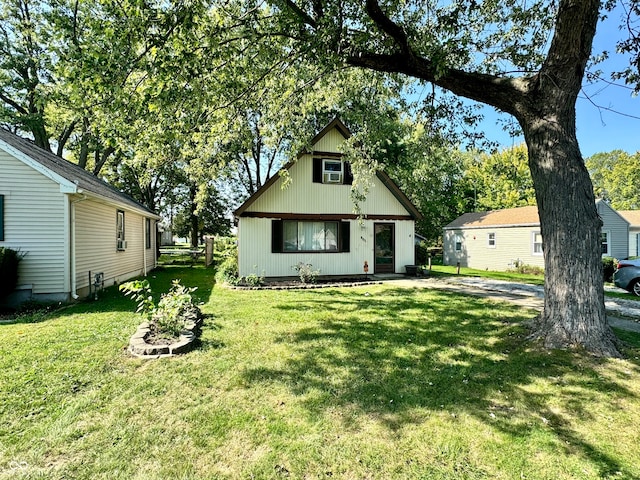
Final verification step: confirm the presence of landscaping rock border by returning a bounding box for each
[227,280,383,291]
[128,318,203,359]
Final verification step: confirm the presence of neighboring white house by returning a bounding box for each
[618,210,640,258]
[0,129,160,303]
[443,200,628,271]
[234,118,422,278]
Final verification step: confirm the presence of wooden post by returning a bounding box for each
[456,262,460,275]
[428,256,432,271]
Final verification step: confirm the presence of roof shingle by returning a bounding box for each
[444,205,539,229]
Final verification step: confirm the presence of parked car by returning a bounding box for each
[613,258,640,296]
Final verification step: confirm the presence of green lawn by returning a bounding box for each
[1,265,640,479]
[427,264,546,285]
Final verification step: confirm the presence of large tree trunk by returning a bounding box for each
[520,110,620,357]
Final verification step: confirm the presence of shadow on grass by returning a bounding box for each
[241,287,640,479]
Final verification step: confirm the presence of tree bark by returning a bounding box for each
[519,110,619,356]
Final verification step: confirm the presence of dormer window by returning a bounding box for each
[323,159,343,183]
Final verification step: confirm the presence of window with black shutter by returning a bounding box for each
[313,158,352,185]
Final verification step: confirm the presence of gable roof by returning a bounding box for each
[618,210,640,227]
[444,205,540,230]
[234,118,422,220]
[0,129,158,217]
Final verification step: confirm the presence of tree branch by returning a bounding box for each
[0,91,28,115]
[364,0,412,58]
[280,0,317,27]
[346,51,526,116]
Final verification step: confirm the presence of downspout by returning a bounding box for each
[70,193,88,299]
[142,217,147,276]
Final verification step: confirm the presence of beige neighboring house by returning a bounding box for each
[0,129,160,304]
[618,210,640,258]
[234,118,422,278]
[443,200,628,271]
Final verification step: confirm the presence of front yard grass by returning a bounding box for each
[1,265,640,479]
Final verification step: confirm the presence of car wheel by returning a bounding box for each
[632,280,640,297]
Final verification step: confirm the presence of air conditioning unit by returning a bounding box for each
[324,172,342,183]
[117,240,127,250]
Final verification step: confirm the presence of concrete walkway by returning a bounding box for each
[376,274,640,333]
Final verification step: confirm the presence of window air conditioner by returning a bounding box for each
[324,172,342,183]
[117,240,127,250]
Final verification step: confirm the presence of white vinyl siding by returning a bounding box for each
[75,200,156,293]
[245,156,408,218]
[596,201,629,260]
[0,151,67,294]
[444,227,545,271]
[239,218,415,277]
[313,128,345,152]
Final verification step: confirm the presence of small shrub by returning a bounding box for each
[292,262,320,284]
[415,241,428,266]
[0,247,26,299]
[507,260,544,276]
[215,253,239,285]
[241,271,265,287]
[120,279,202,338]
[602,257,617,283]
[153,280,199,337]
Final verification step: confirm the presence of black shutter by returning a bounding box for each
[271,220,283,253]
[344,162,354,185]
[340,221,350,252]
[313,158,322,183]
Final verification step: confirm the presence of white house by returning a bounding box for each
[234,118,422,278]
[0,129,160,303]
[443,200,628,271]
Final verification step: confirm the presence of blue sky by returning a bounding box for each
[476,7,640,158]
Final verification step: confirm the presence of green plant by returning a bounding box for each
[0,247,26,299]
[242,272,265,287]
[120,278,201,337]
[215,252,240,285]
[602,257,617,283]
[119,279,155,321]
[153,280,199,337]
[292,262,320,283]
[508,261,544,276]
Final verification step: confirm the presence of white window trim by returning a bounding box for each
[322,159,343,184]
[532,231,543,256]
[116,210,126,251]
[601,230,611,257]
[487,232,496,248]
[454,234,463,252]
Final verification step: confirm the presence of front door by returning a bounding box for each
[374,223,395,274]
